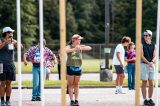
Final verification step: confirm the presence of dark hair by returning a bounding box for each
[127,42,134,50]
[2,32,7,38]
[121,36,131,44]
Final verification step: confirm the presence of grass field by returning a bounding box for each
[15,59,160,74]
[11,80,160,88]
[16,59,109,73]
[12,80,126,88]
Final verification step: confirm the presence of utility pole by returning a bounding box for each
[105,0,110,69]
[135,0,142,105]
[59,0,67,106]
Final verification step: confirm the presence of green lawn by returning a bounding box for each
[11,80,160,88]
[15,59,160,74]
[16,59,106,73]
[12,80,125,88]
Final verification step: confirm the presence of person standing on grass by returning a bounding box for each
[113,36,131,94]
[45,53,57,80]
[0,27,22,106]
[23,39,57,101]
[66,34,92,106]
[124,42,136,90]
[141,30,156,106]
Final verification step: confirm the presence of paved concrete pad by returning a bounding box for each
[9,88,160,106]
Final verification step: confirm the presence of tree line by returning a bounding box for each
[0,0,157,49]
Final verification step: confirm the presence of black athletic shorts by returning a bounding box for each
[0,63,16,81]
[67,66,82,76]
[114,65,124,74]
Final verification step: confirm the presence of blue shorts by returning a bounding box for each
[114,65,124,74]
[141,63,155,80]
[67,66,82,76]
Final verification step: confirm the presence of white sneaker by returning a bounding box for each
[115,90,119,94]
[119,90,126,94]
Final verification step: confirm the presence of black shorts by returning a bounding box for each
[0,63,16,81]
[67,66,82,76]
[114,65,124,74]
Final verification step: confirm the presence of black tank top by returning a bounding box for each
[142,42,155,62]
[0,39,14,64]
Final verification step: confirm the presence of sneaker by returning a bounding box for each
[148,99,155,106]
[115,90,119,94]
[36,97,41,101]
[75,100,79,106]
[143,99,150,106]
[70,100,75,106]
[31,97,36,101]
[129,88,132,90]
[1,101,6,106]
[6,101,11,106]
[119,90,126,94]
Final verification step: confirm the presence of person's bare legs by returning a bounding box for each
[148,80,154,98]
[67,75,74,101]
[6,81,11,97]
[0,81,6,101]
[120,73,125,85]
[6,80,12,102]
[116,74,120,86]
[74,76,80,101]
[141,80,147,99]
[46,73,49,80]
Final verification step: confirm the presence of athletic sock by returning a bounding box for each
[116,86,119,91]
[1,97,4,102]
[144,98,147,101]
[119,86,122,92]
[6,96,10,102]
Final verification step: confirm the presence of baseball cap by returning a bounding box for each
[144,30,152,36]
[72,34,83,40]
[2,27,15,33]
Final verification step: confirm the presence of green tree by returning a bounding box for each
[111,0,157,43]
[21,0,38,49]
[0,0,16,35]
[43,0,59,44]
[68,0,105,43]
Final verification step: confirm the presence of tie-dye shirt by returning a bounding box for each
[25,45,55,68]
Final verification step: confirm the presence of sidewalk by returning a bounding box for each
[10,88,160,106]
[17,73,127,81]
[17,73,160,81]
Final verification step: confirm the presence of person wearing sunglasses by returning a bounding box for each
[141,30,156,106]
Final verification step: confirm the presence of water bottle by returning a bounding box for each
[8,36,14,50]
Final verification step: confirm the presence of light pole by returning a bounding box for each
[105,0,110,69]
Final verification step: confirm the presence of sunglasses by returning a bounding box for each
[144,35,151,37]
